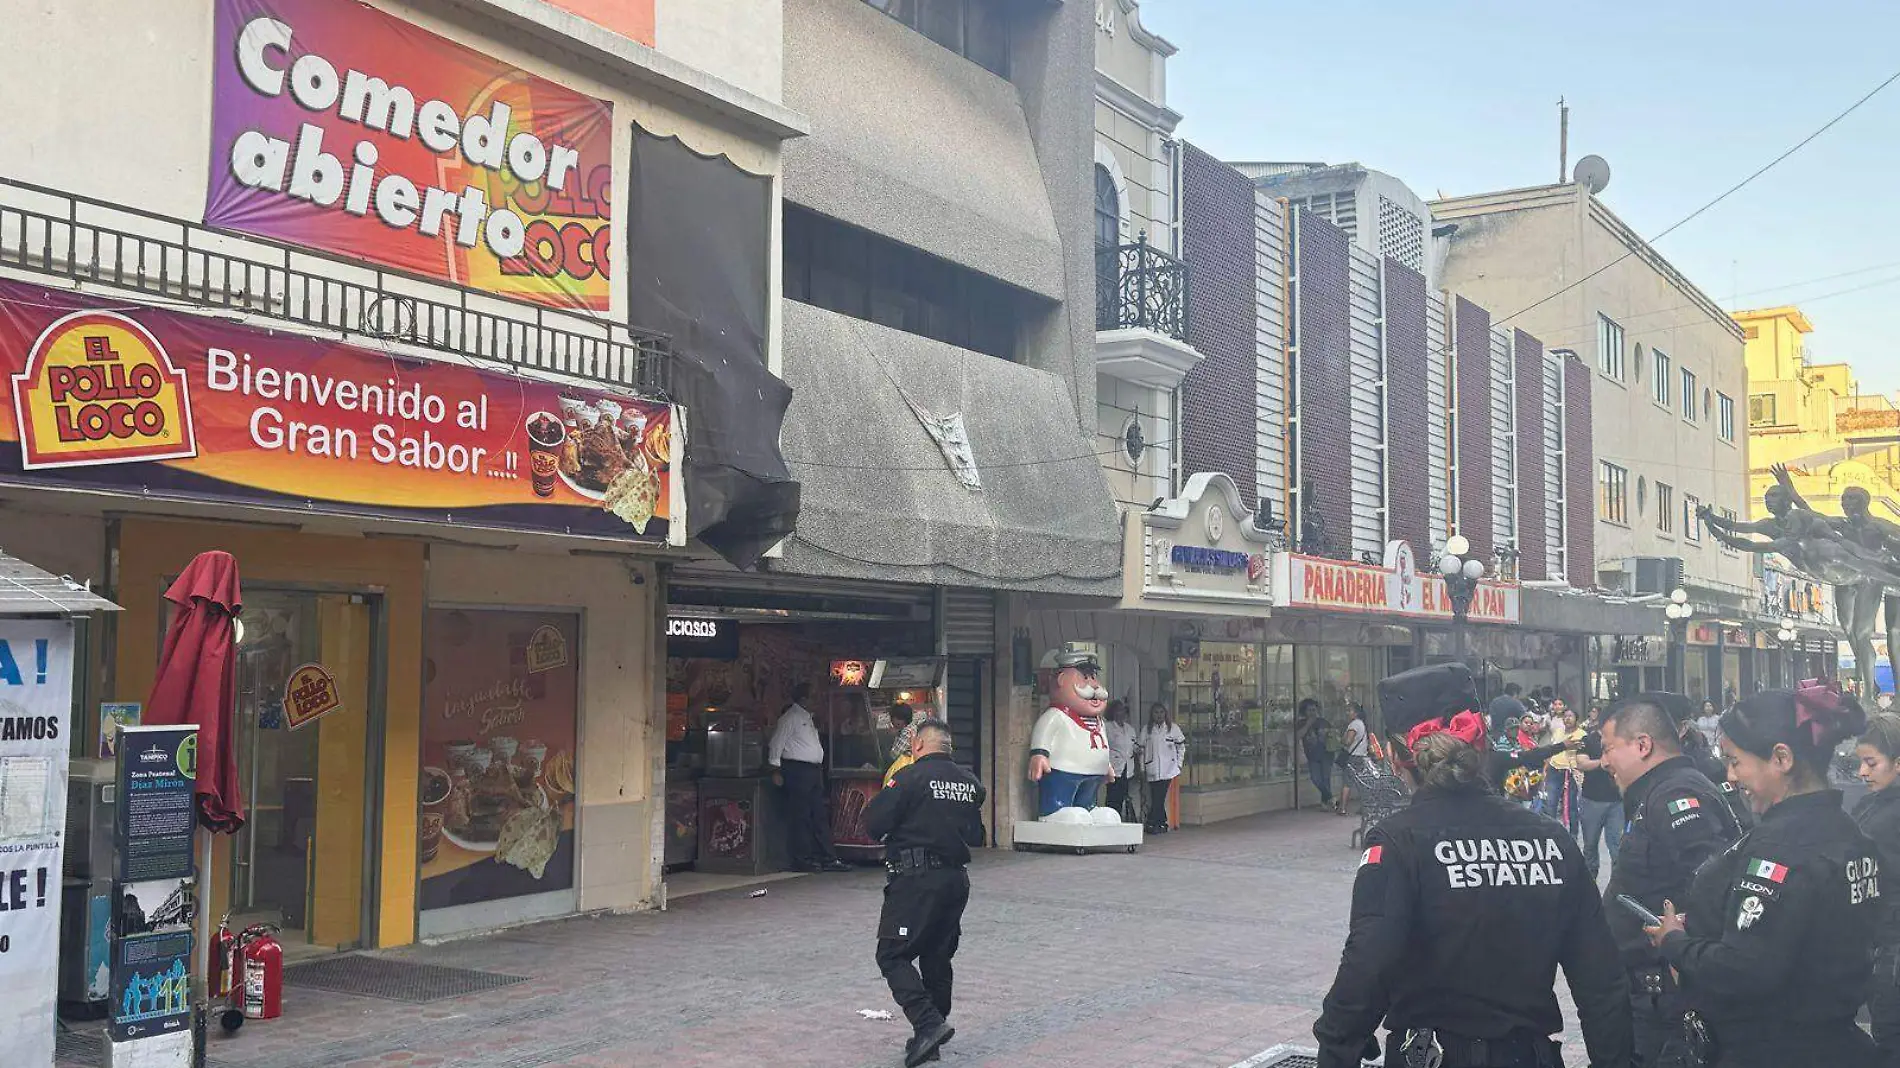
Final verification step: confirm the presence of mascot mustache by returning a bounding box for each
[1073,681,1109,702]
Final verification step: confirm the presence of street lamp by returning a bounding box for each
[1776,619,1798,690]
[1438,535,1487,665]
[1663,588,1693,693]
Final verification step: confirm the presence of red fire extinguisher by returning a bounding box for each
[239,923,283,1020]
[209,914,238,1000]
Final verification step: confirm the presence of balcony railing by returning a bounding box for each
[1095,234,1189,342]
[0,176,670,397]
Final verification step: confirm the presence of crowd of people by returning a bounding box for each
[1315,663,1900,1068]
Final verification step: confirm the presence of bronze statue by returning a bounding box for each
[1702,468,1900,695]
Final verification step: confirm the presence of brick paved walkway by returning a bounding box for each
[58,808,1591,1068]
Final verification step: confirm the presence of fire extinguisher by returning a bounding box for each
[209,914,238,1000]
[219,922,283,1032]
[239,923,283,1021]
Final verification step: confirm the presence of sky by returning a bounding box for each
[1138,0,1900,394]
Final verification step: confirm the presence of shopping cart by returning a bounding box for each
[1345,756,1410,851]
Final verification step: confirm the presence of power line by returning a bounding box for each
[1495,65,1900,330]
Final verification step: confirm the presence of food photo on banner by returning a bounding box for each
[419,610,579,908]
[0,621,76,1067]
[206,0,613,310]
[0,281,683,542]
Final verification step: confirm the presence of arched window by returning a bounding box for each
[1094,164,1121,249]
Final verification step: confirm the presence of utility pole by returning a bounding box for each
[1558,96,1570,182]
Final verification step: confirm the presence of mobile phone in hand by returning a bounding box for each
[1617,894,1663,928]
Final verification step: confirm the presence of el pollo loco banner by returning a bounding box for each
[208,0,613,310]
[0,282,682,543]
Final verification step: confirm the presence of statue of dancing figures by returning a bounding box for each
[1701,475,1900,696]
[1770,465,1900,695]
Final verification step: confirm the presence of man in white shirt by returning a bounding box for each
[1140,703,1187,833]
[1103,700,1137,818]
[768,682,850,872]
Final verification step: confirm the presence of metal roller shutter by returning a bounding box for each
[944,658,983,772]
[939,587,995,657]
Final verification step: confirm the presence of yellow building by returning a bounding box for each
[1738,306,1900,521]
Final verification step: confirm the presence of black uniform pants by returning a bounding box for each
[875,867,969,1034]
[1870,947,1900,1068]
[780,760,835,867]
[1105,776,1130,817]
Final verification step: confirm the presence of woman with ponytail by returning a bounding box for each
[1314,663,1630,1068]
[1644,682,1882,1067]
[1854,713,1900,1067]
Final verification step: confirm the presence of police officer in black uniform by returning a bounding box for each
[864,719,985,1067]
[1644,685,1880,1067]
[1595,694,1741,1067]
[1667,696,1754,835]
[1314,663,1631,1068]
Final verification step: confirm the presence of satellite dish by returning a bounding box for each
[1574,154,1612,194]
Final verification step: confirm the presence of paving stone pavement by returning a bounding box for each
[57,808,1594,1068]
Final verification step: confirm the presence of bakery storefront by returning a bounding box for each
[0,281,685,951]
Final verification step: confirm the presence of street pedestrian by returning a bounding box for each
[1853,712,1900,1067]
[1141,702,1186,832]
[1490,682,1529,735]
[1337,704,1370,816]
[1298,699,1335,809]
[1542,703,1585,832]
[1103,700,1136,819]
[767,682,851,873]
[1677,699,1754,834]
[1573,708,1624,881]
[864,719,985,1067]
[889,702,918,764]
[1643,683,1880,1068]
[1313,662,1631,1068]
[1596,693,1740,1067]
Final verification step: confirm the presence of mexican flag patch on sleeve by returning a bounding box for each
[1746,858,1789,883]
[1667,797,1700,814]
[1361,845,1383,867]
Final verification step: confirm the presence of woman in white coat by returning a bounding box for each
[1140,702,1187,833]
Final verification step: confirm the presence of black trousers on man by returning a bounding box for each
[1148,777,1174,831]
[876,867,970,1034]
[780,760,836,868]
[1870,947,1900,1068]
[1629,975,1678,1068]
[1105,776,1130,818]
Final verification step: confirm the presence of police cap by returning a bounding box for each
[1378,662,1481,737]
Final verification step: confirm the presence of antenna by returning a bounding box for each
[1558,97,1569,183]
[1573,154,1612,195]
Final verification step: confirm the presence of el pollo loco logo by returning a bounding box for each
[12,312,197,468]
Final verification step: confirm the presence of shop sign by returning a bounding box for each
[1130,472,1275,611]
[208,0,614,311]
[1275,540,1520,625]
[666,617,738,660]
[282,662,342,730]
[0,622,75,1067]
[1612,635,1667,666]
[1688,623,1720,646]
[109,723,199,1043]
[419,610,579,912]
[830,659,870,688]
[0,282,683,544]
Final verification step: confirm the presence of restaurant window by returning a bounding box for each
[1749,393,1777,426]
[1599,461,1628,524]
[862,0,1011,77]
[783,204,1033,361]
[1597,314,1625,380]
[1656,483,1674,534]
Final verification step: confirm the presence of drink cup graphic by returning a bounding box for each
[525,412,566,497]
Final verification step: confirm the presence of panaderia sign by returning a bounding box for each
[1274,540,1519,625]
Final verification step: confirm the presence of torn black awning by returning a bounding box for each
[626,125,800,569]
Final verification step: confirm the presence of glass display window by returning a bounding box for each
[1175,641,1263,789]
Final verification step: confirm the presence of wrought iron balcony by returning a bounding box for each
[1096,234,1189,342]
[0,176,669,397]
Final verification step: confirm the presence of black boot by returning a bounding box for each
[904,1022,954,1067]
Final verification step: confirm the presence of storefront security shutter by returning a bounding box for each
[940,588,995,656]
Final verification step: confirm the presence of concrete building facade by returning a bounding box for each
[1433,182,1763,700]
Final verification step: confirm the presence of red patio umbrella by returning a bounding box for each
[144,550,245,832]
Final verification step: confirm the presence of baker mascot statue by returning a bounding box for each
[1028,644,1126,828]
